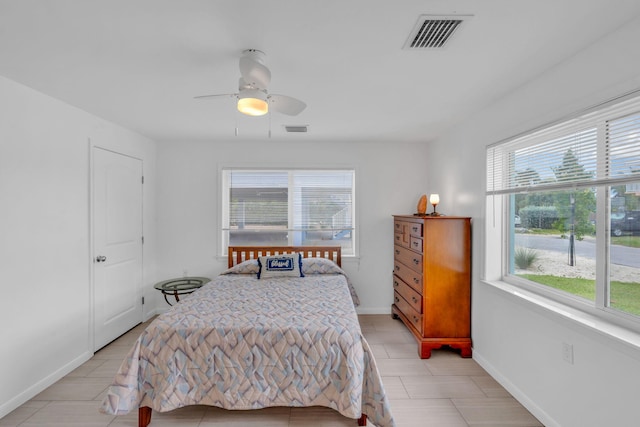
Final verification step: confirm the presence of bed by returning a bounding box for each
[100,246,395,427]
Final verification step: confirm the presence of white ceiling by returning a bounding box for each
[1,0,639,143]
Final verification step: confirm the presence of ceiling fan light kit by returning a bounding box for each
[237,89,268,116]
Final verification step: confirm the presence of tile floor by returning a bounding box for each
[0,315,543,426]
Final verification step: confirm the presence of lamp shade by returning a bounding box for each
[237,89,269,116]
[429,194,440,205]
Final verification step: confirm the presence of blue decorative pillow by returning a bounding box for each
[258,253,304,279]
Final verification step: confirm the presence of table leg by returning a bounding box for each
[163,292,173,306]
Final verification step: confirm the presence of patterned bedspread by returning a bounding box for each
[100,273,395,427]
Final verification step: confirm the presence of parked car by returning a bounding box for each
[611,211,640,236]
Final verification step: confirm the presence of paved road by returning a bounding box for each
[514,233,640,268]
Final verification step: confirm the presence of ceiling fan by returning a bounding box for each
[195,49,306,117]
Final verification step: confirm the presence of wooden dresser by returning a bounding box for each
[392,215,472,358]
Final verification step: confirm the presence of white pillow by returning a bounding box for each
[257,253,304,279]
[221,259,259,275]
[301,257,342,274]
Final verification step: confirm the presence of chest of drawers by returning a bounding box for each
[392,215,472,358]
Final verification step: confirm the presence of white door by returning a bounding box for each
[93,147,143,351]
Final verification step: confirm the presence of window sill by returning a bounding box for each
[481,279,640,360]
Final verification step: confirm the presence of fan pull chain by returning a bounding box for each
[235,110,239,137]
[268,111,272,138]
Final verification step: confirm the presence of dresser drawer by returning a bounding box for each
[393,260,423,293]
[394,244,423,273]
[394,220,411,249]
[409,236,423,253]
[408,222,423,237]
[394,232,410,248]
[393,275,422,313]
[394,291,422,334]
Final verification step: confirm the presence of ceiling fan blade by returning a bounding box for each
[239,50,271,89]
[194,93,238,100]
[268,94,306,116]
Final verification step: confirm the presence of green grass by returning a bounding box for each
[519,228,559,236]
[519,274,595,300]
[519,274,640,316]
[611,235,640,248]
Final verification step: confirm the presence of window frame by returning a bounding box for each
[219,165,358,257]
[485,90,640,331]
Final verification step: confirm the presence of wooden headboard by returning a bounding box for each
[228,246,342,268]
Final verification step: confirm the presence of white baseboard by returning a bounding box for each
[473,350,559,427]
[143,307,164,321]
[0,350,92,419]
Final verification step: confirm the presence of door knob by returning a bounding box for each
[96,255,107,263]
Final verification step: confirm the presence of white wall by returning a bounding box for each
[0,76,157,418]
[155,139,430,313]
[427,15,640,427]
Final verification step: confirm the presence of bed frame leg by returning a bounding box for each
[139,406,152,427]
[357,413,367,425]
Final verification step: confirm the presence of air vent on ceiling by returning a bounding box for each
[403,14,472,49]
[284,125,308,133]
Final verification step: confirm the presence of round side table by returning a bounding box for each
[154,276,210,306]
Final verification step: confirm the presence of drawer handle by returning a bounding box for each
[413,259,419,264]
[413,315,419,323]
[395,249,400,255]
[412,226,418,232]
[412,241,419,247]
[395,265,400,271]
[394,296,400,303]
[412,296,418,303]
[413,278,419,284]
[393,280,399,288]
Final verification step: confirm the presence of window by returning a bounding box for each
[487,93,640,322]
[221,168,355,255]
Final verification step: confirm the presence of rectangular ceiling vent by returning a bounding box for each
[403,14,472,49]
[284,125,308,133]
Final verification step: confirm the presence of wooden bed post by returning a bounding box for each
[358,414,367,425]
[139,406,152,427]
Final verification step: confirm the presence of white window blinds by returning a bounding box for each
[292,171,354,233]
[608,112,640,182]
[228,171,288,228]
[222,168,356,254]
[487,94,640,195]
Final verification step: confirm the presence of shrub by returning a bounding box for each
[514,247,538,269]
[520,206,559,229]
